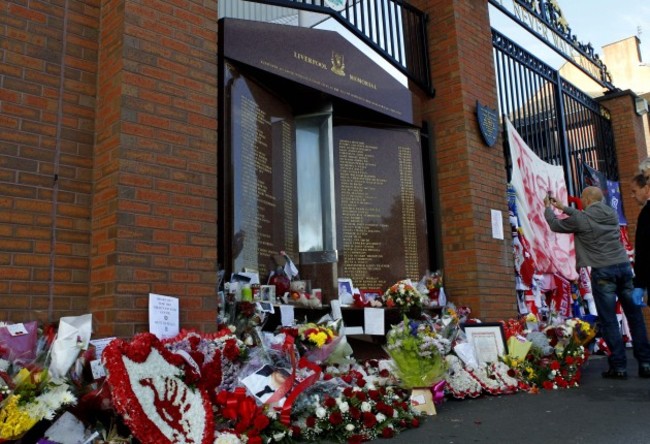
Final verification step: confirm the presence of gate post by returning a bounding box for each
[598,91,649,245]
[598,91,649,252]
[408,0,515,320]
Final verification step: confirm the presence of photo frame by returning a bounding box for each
[256,301,275,314]
[359,289,383,305]
[462,322,506,365]
[259,285,276,303]
[337,278,354,305]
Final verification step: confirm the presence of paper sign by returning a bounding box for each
[90,359,106,379]
[364,308,385,335]
[7,323,27,336]
[345,326,364,335]
[330,299,343,320]
[89,337,116,360]
[149,293,179,339]
[491,209,504,240]
[280,304,295,326]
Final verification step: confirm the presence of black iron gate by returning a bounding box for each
[492,28,618,197]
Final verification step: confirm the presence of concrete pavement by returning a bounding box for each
[384,351,650,443]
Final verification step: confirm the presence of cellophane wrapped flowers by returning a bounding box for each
[384,317,450,389]
[381,280,426,314]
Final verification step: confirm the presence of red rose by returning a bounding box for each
[542,380,555,390]
[368,390,381,401]
[565,356,575,365]
[248,436,262,444]
[223,339,240,361]
[411,418,420,428]
[329,411,343,425]
[306,416,317,427]
[356,377,367,388]
[348,434,364,444]
[550,361,561,370]
[324,396,337,408]
[379,369,390,378]
[343,387,354,397]
[349,406,361,420]
[355,391,367,402]
[342,375,353,384]
[362,412,377,428]
[324,373,334,381]
[253,414,270,431]
[381,427,394,438]
[291,425,301,437]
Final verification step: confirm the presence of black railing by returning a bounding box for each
[493,29,617,196]
[246,0,434,96]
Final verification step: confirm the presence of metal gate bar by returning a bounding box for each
[493,28,617,197]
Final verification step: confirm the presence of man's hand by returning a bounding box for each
[632,288,646,306]
[544,195,563,210]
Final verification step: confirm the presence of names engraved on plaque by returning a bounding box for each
[229,69,297,278]
[335,126,428,290]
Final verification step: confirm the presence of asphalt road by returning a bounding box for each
[383,351,650,444]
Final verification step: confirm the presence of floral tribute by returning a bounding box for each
[418,270,445,307]
[102,332,215,444]
[380,280,426,314]
[277,319,343,364]
[295,362,422,443]
[384,317,450,389]
[500,317,595,390]
[0,367,76,441]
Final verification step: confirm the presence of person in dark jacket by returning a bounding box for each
[630,173,650,305]
[544,186,650,379]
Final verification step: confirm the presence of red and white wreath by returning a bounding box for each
[103,333,215,444]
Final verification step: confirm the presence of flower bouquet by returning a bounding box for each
[294,365,421,443]
[381,280,426,316]
[0,367,77,441]
[279,319,345,364]
[417,271,446,307]
[384,317,450,390]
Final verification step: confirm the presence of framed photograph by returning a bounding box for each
[462,322,506,365]
[337,278,354,305]
[259,285,276,303]
[256,301,275,314]
[360,289,383,305]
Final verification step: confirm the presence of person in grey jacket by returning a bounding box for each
[544,186,650,379]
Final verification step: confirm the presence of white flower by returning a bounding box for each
[376,413,386,423]
[267,409,278,420]
[316,407,327,418]
[345,424,355,432]
[338,401,349,413]
[273,432,286,441]
[215,432,243,444]
[361,401,372,412]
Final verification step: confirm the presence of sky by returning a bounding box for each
[489,0,650,68]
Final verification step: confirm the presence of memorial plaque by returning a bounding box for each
[334,126,429,289]
[223,64,298,278]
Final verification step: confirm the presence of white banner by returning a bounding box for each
[507,119,578,281]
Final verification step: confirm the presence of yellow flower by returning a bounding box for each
[0,395,38,440]
[308,331,329,347]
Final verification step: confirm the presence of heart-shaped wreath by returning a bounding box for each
[103,333,214,444]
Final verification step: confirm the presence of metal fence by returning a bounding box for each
[492,28,617,197]
[247,0,433,96]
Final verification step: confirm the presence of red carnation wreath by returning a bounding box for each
[103,333,215,444]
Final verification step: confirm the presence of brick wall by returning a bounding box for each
[90,0,219,336]
[598,91,650,325]
[0,0,98,323]
[409,0,515,320]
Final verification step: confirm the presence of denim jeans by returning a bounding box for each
[591,262,650,371]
